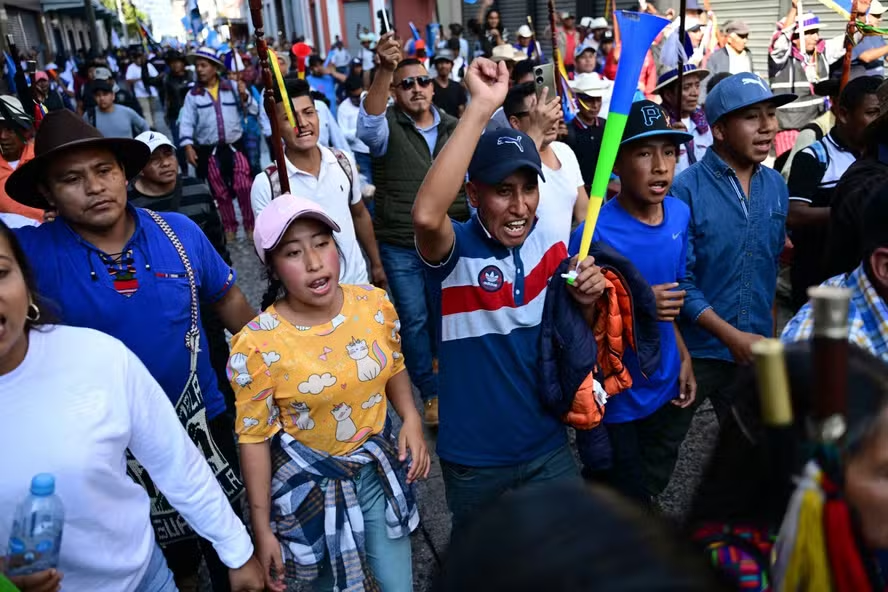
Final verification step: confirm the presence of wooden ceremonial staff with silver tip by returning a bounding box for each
[808,285,853,445]
[751,338,797,517]
[248,0,290,194]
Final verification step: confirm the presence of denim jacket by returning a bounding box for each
[671,148,789,361]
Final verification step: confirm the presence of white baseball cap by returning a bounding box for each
[871,0,886,16]
[135,131,175,154]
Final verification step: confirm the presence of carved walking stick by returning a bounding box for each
[248,0,290,194]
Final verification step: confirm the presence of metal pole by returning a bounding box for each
[85,0,99,52]
[84,0,100,53]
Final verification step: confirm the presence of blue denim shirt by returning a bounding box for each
[671,148,789,361]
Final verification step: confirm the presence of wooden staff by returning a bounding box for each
[612,0,620,45]
[840,0,861,91]
[249,0,289,194]
[751,338,797,517]
[547,0,563,99]
[798,0,808,73]
[808,285,852,447]
[676,0,687,105]
[527,15,538,61]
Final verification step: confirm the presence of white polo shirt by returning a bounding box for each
[251,145,369,285]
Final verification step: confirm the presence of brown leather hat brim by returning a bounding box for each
[5,137,151,210]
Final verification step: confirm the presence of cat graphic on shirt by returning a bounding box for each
[290,401,315,430]
[332,403,373,442]
[346,337,388,381]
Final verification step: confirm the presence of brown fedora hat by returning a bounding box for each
[5,109,151,210]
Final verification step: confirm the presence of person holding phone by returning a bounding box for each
[357,33,470,427]
[504,82,589,248]
[468,0,507,58]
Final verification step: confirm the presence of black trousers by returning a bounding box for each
[642,358,741,497]
[600,401,684,505]
[162,411,242,591]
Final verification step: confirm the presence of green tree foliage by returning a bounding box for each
[100,0,150,39]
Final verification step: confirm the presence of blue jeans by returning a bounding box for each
[313,464,413,591]
[441,444,580,536]
[379,243,438,402]
[134,543,177,592]
[353,151,372,183]
[353,151,373,216]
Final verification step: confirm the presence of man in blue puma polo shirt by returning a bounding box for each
[413,57,606,534]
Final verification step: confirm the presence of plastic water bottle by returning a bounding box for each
[5,474,64,576]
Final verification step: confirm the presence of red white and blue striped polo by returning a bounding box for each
[425,215,569,466]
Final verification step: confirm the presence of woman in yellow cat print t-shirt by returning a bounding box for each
[231,288,402,454]
[229,195,429,592]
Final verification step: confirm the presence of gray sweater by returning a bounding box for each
[85,105,149,139]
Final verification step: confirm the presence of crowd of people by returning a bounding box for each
[1,0,888,590]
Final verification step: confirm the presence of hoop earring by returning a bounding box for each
[26,302,41,322]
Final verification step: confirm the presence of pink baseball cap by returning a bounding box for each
[253,194,341,263]
[34,71,48,82]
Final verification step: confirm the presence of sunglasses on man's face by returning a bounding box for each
[734,33,749,39]
[396,76,433,91]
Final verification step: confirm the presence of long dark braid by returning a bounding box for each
[261,268,284,310]
[259,234,345,310]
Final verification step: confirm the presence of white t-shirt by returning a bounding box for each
[538,141,584,247]
[251,145,369,284]
[0,326,253,592]
[328,47,352,69]
[675,117,713,176]
[126,62,160,98]
[338,96,371,154]
[360,47,375,71]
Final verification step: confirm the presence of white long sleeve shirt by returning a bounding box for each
[0,326,253,591]
[316,100,350,153]
[337,97,370,155]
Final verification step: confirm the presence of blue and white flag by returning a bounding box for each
[187,0,205,35]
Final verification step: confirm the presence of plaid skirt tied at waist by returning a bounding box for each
[269,427,420,591]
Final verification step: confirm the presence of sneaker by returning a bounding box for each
[424,397,439,427]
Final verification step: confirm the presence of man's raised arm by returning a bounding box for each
[412,58,510,264]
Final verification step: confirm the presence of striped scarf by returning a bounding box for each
[270,426,419,591]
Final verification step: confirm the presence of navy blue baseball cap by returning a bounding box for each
[468,129,545,184]
[705,73,797,125]
[621,100,693,146]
